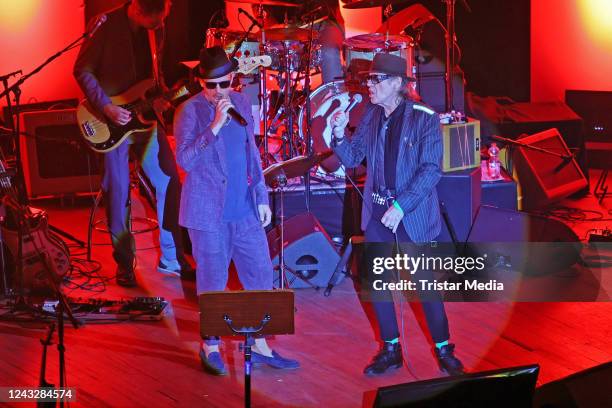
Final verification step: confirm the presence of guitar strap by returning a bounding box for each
[147,29,161,87]
[147,28,166,129]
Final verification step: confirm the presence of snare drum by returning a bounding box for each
[206,28,260,59]
[344,33,414,79]
[298,80,368,177]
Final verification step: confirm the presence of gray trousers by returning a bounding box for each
[188,214,273,295]
[190,214,274,346]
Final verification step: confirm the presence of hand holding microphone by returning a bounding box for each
[331,94,362,141]
[211,97,234,135]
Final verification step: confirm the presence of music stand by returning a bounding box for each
[199,290,295,408]
[263,152,332,288]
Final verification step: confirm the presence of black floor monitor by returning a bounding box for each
[374,364,540,408]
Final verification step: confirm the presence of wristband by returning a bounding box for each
[393,200,403,214]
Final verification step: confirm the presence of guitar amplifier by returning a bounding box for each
[441,119,481,172]
[18,108,101,199]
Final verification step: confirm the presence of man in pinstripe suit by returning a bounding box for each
[331,53,464,376]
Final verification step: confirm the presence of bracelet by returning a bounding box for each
[393,200,403,214]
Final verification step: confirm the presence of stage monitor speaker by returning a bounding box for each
[267,212,340,289]
[19,108,101,199]
[512,128,587,210]
[374,364,539,408]
[466,205,581,275]
[565,89,612,142]
[436,167,481,243]
[533,362,612,408]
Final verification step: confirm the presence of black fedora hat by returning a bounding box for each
[362,53,416,82]
[197,46,238,79]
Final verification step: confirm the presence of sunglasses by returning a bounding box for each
[366,74,394,85]
[203,80,231,90]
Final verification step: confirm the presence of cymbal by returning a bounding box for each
[227,0,300,7]
[263,151,333,187]
[265,26,318,41]
[342,0,408,10]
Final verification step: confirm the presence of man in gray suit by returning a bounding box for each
[331,53,464,376]
[173,46,299,375]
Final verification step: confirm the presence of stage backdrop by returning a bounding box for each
[531,0,612,101]
[0,0,83,110]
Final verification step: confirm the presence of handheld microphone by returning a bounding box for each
[87,14,107,38]
[238,8,262,28]
[228,107,248,127]
[344,93,362,114]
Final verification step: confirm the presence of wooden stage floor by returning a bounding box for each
[1,171,611,407]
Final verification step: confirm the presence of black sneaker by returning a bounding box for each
[116,264,137,287]
[435,343,464,375]
[364,342,403,376]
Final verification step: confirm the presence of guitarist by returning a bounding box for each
[73,0,193,286]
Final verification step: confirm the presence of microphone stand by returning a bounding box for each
[253,5,270,167]
[0,26,94,247]
[302,14,317,212]
[491,135,573,161]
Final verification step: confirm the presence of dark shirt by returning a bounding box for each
[383,100,406,191]
[73,2,164,113]
[221,118,253,221]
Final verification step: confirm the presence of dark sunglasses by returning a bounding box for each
[203,80,231,90]
[366,74,393,85]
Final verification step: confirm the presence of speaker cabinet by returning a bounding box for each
[19,109,101,199]
[512,128,587,209]
[436,167,481,243]
[267,212,340,289]
[467,205,581,275]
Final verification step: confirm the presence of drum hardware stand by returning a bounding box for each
[442,0,470,112]
[255,4,271,167]
[383,3,395,50]
[302,11,318,212]
[267,170,318,289]
[282,40,297,159]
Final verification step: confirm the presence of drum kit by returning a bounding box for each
[205,0,461,178]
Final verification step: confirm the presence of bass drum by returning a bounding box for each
[298,80,369,177]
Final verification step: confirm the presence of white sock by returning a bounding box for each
[202,343,219,357]
[253,338,273,357]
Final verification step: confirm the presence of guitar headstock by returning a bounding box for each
[235,55,272,75]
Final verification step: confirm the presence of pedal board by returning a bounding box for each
[40,296,169,321]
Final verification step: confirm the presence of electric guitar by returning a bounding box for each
[0,159,70,293]
[76,55,272,153]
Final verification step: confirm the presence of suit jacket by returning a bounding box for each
[332,100,443,242]
[173,91,268,231]
[73,2,166,113]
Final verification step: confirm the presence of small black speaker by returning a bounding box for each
[436,167,481,243]
[374,364,539,408]
[534,362,612,408]
[267,213,340,289]
[466,205,581,275]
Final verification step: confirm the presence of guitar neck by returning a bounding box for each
[130,85,190,114]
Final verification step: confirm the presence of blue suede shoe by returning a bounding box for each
[199,349,227,376]
[251,350,300,370]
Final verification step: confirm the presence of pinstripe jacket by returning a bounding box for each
[173,91,268,231]
[332,99,443,242]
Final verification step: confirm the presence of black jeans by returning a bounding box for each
[364,202,450,344]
